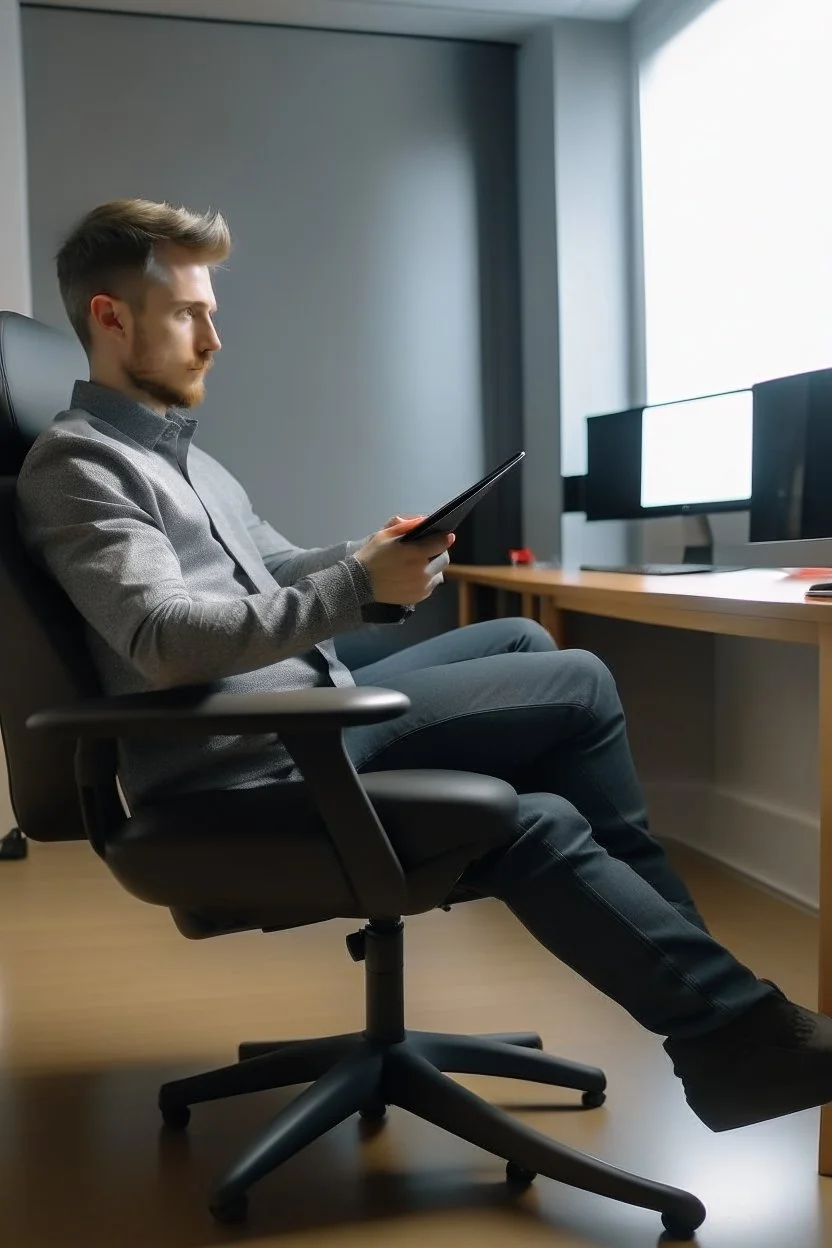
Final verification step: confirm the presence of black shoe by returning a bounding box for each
[664,987,832,1132]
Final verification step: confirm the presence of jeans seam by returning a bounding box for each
[571,706,656,832]
[523,835,731,1017]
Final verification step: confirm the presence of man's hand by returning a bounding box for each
[382,514,423,530]
[355,517,455,605]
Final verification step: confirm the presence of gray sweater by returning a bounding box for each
[16,380,397,808]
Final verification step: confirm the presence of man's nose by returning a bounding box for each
[200,319,222,353]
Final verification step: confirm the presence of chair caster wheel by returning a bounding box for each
[661,1214,697,1241]
[0,827,27,860]
[582,1089,606,1109]
[506,1161,536,1188]
[159,1099,190,1130]
[210,1193,249,1225]
[359,1098,387,1122]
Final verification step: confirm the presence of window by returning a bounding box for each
[638,0,832,405]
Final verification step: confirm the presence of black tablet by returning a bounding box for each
[398,451,525,543]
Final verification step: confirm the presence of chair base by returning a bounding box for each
[157,919,706,1239]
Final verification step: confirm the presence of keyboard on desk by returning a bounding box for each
[579,563,745,576]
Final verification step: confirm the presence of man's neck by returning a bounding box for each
[88,368,167,417]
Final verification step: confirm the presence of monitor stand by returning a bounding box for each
[680,514,717,566]
[580,516,747,576]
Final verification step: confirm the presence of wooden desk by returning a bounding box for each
[447,563,832,1173]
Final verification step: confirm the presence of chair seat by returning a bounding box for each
[106,769,519,935]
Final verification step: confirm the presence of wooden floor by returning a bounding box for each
[0,838,829,1248]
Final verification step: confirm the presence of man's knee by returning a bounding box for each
[551,647,621,715]
[466,791,594,898]
[501,616,558,653]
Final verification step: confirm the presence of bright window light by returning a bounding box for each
[639,0,832,405]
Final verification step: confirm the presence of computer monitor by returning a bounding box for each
[582,390,753,573]
[749,367,832,543]
[584,407,642,521]
[584,390,753,523]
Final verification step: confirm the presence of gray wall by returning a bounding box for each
[22,7,521,644]
[0,0,30,316]
[517,21,634,569]
[517,27,560,560]
[552,19,634,571]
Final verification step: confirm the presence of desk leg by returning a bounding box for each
[521,592,538,622]
[457,581,474,629]
[819,627,832,1175]
[539,597,567,649]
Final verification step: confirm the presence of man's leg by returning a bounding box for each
[350,616,558,682]
[347,641,767,1039]
[457,789,832,1134]
[347,637,832,1131]
[473,791,771,1038]
[350,619,707,930]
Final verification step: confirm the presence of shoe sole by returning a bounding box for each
[689,1068,832,1132]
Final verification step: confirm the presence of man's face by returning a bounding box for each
[121,247,222,410]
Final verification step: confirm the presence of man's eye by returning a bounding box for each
[178,308,194,320]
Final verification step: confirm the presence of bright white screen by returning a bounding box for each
[640,390,753,510]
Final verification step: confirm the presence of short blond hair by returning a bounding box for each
[56,198,231,350]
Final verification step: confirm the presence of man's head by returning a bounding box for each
[57,199,231,413]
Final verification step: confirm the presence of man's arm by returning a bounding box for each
[213,465,364,582]
[16,438,374,689]
[248,512,367,584]
[233,477,414,623]
[248,517,412,624]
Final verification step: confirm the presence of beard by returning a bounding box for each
[124,330,212,410]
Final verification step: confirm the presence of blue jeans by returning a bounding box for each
[341,618,771,1040]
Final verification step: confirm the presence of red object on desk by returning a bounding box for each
[508,548,535,566]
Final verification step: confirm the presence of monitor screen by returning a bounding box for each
[640,390,753,511]
[749,367,832,543]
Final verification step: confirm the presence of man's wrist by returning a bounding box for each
[344,553,375,604]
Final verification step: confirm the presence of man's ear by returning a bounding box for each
[89,294,127,340]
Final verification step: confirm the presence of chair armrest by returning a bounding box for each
[28,685,411,918]
[26,685,410,739]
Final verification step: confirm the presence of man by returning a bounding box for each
[16,199,832,1135]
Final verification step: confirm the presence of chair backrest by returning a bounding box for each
[0,310,102,841]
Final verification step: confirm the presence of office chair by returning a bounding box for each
[0,309,706,1240]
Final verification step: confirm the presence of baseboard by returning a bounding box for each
[643,779,820,912]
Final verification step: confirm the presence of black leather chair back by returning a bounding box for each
[0,310,100,841]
